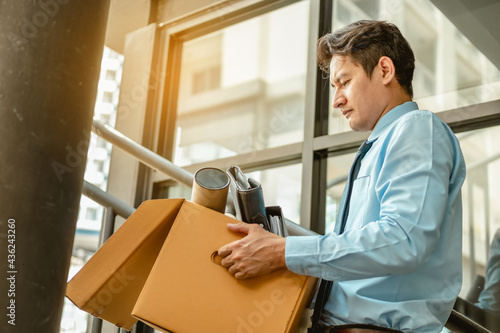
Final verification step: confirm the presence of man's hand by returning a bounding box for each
[217,223,286,280]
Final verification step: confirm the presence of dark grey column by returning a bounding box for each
[0,1,110,332]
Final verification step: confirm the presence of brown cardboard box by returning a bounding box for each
[66,199,184,330]
[132,201,316,333]
[66,199,316,332]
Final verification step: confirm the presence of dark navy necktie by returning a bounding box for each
[309,140,373,332]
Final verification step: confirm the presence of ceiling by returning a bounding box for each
[430,0,500,70]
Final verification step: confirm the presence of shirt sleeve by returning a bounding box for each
[285,111,459,280]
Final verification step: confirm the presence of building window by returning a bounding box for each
[96,137,107,149]
[93,159,104,173]
[106,70,116,81]
[102,91,113,103]
[85,207,98,221]
[192,66,221,94]
[99,113,111,125]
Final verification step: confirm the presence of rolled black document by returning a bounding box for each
[226,166,271,231]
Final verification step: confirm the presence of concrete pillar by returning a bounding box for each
[0,1,110,332]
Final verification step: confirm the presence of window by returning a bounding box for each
[93,159,105,173]
[192,66,221,94]
[96,137,107,149]
[85,207,98,221]
[102,91,113,103]
[173,0,310,167]
[247,163,303,223]
[325,152,355,234]
[328,0,500,135]
[105,70,116,81]
[99,113,111,125]
[454,126,500,332]
[459,126,500,295]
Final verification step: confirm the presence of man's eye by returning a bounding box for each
[342,80,350,86]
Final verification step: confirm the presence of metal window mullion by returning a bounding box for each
[300,0,322,229]
[157,34,183,160]
[181,142,303,174]
[301,0,333,232]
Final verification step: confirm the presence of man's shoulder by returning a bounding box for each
[384,108,434,133]
[395,108,450,132]
[380,108,456,147]
[399,108,434,120]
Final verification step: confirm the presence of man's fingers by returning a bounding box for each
[220,257,233,269]
[228,263,251,280]
[228,263,240,275]
[217,242,234,258]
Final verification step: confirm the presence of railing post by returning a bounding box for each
[99,207,117,247]
[89,316,103,333]
[88,206,117,333]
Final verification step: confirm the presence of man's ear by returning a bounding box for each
[378,56,396,85]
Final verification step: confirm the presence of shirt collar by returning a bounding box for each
[368,101,419,142]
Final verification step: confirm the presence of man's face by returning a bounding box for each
[330,55,388,132]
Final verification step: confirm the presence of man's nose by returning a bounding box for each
[333,90,346,109]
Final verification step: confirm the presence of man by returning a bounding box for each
[218,20,466,333]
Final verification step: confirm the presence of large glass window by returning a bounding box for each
[460,126,500,294]
[174,0,310,167]
[247,163,303,223]
[324,152,353,234]
[328,0,500,135]
[454,126,500,332]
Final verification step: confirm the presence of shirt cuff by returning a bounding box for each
[285,235,320,276]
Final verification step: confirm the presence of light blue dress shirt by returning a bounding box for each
[285,102,466,332]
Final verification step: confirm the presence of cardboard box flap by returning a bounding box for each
[66,198,184,330]
[132,201,314,333]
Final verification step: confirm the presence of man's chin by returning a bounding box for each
[349,122,371,132]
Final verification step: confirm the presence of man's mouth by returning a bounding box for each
[342,109,352,117]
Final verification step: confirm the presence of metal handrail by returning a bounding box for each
[92,119,194,187]
[82,180,135,218]
[85,121,317,236]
